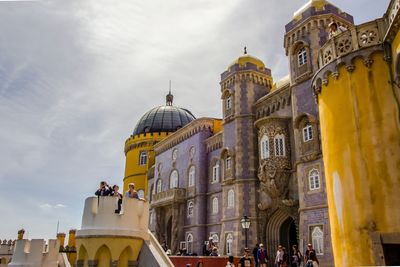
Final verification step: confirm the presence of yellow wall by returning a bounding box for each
[123,132,169,194]
[317,52,400,266]
[76,237,143,267]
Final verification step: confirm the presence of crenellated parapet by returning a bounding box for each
[220,68,273,91]
[124,132,170,155]
[77,197,149,241]
[8,239,60,267]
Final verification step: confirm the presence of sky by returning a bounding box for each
[0,0,389,240]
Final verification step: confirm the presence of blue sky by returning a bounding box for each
[0,0,389,240]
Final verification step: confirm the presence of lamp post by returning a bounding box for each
[241,215,251,248]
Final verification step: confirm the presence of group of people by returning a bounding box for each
[94,181,141,213]
[248,243,319,267]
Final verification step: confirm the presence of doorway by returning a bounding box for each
[280,217,298,263]
[166,216,172,250]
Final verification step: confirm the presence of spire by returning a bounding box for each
[244,46,247,55]
[166,80,173,106]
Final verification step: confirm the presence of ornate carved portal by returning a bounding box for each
[154,204,184,254]
[257,156,299,251]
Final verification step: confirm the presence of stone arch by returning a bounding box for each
[118,246,134,267]
[294,113,317,129]
[0,257,7,264]
[265,209,292,258]
[95,244,112,267]
[77,245,89,267]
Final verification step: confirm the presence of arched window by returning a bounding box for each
[187,201,194,217]
[303,124,313,142]
[188,166,195,187]
[156,179,162,193]
[212,197,218,214]
[212,161,220,183]
[150,210,155,225]
[226,233,233,255]
[260,134,270,159]
[225,157,232,170]
[312,226,324,255]
[298,47,308,66]
[189,146,195,159]
[309,169,321,190]
[139,151,147,165]
[186,233,193,254]
[172,149,178,161]
[227,189,235,208]
[170,170,179,188]
[274,134,286,156]
[137,189,144,199]
[211,233,219,245]
[226,96,232,110]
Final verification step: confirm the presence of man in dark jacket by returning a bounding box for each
[253,244,260,267]
[95,181,111,196]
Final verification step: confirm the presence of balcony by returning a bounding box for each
[318,18,386,68]
[151,188,186,207]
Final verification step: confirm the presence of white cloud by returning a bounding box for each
[0,0,387,240]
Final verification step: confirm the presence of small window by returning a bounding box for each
[188,166,195,187]
[211,233,219,245]
[212,197,218,214]
[156,179,162,193]
[226,96,232,110]
[186,233,193,254]
[137,189,145,199]
[189,146,195,158]
[260,134,270,159]
[172,149,178,161]
[150,210,155,224]
[311,226,324,255]
[139,151,147,165]
[309,169,321,190]
[303,125,313,142]
[226,233,233,255]
[227,189,235,208]
[226,157,232,170]
[170,170,179,188]
[274,134,286,157]
[212,161,220,183]
[187,201,194,217]
[298,47,307,66]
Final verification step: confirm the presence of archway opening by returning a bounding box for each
[280,217,297,264]
[95,245,112,267]
[166,216,172,250]
[118,246,134,267]
[77,245,89,267]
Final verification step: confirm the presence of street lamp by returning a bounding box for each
[241,215,251,248]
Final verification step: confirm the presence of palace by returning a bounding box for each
[2,0,400,266]
[123,0,400,266]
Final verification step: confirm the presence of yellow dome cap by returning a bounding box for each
[294,0,328,20]
[228,47,265,70]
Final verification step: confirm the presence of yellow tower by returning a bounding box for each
[123,91,196,196]
[312,9,400,266]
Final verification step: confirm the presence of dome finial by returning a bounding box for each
[244,46,247,55]
[166,80,173,106]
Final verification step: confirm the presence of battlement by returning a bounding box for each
[76,196,149,241]
[8,239,60,267]
[0,240,15,255]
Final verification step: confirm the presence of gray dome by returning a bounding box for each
[133,105,196,136]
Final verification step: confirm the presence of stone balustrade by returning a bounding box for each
[151,188,186,207]
[318,18,386,68]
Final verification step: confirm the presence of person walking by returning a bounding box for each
[291,245,302,267]
[305,251,319,267]
[252,244,260,267]
[304,244,316,263]
[238,248,252,267]
[275,245,283,267]
[281,247,288,267]
[257,243,268,267]
[226,255,235,267]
